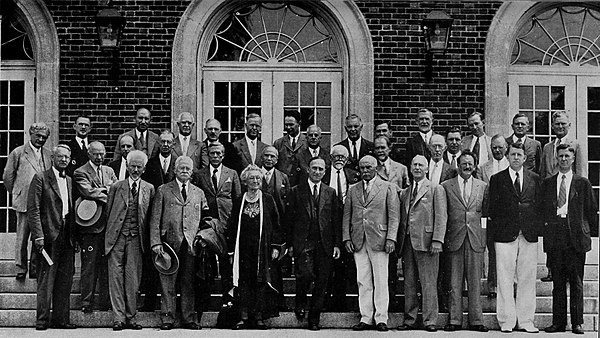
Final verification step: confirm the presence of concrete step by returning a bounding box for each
[0,310,597,331]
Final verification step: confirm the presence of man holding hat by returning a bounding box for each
[105,150,155,330]
[150,156,210,330]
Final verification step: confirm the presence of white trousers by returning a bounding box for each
[354,244,389,325]
[495,233,538,331]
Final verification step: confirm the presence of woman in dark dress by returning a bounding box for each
[228,164,283,330]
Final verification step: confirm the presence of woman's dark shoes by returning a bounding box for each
[544,324,565,333]
[469,325,488,332]
[232,320,247,330]
[112,322,124,331]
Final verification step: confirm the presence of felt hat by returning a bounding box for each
[75,197,102,227]
[152,242,179,275]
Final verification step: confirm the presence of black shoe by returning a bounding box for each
[182,322,201,330]
[125,322,142,330]
[469,325,488,332]
[444,324,461,331]
[352,322,372,331]
[425,325,437,332]
[572,324,584,334]
[294,308,306,321]
[113,322,124,331]
[81,306,93,314]
[544,324,566,333]
[376,323,388,332]
[308,323,320,331]
[232,320,247,330]
[160,323,173,330]
[397,324,415,330]
[255,320,268,330]
[52,323,76,329]
[541,273,553,282]
[16,273,26,280]
[35,323,48,331]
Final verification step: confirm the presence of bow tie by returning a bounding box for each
[59,171,66,178]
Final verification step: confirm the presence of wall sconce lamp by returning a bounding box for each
[422,10,453,80]
[95,5,125,82]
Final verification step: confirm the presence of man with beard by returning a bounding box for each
[66,116,92,177]
[173,112,202,170]
[273,110,306,186]
[108,135,135,181]
[199,118,238,170]
[233,113,267,173]
[335,114,373,172]
[113,108,159,161]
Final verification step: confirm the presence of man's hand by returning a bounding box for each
[287,246,294,257]
[271,248,280,260]
[34,238,44,252]
[344,240,355,253]
[332,246,341,259]
[430,241,442,255]
[152,244,165,256]
[385,239,395,254]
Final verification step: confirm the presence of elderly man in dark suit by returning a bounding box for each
[441,151,488,332]
[66,116,92,177]
[173,112,202,170]
[74,141,118,313]
[335,114,374,171]
[28,144,76,330]
[199,118,238,170]
[343,155,399,332]
[273,110,306,186]
[105,150,155,330]
[405,108,435,165]
[542,144,597,335]
[287,157,340,331]
[150,156,210,330]
[3,122,52,280]
[374,121,403,163]
[488,142,542,333]
[296,125,330,179]
[142,130,178,190]
[113,107,160,161]
[108,135,134,181]
[398,155,447,332]
[233,113,267,173]
[507,113,542,173]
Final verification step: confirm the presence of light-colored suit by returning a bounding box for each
[3,143,52,275]
[342,176,399,325]
[540,136,587,179]
[173,135,202,170]
[399,178,447,327]
[104,179,155,323]
[441,176,487,326]
[232,137,267,173]
[461,134,493,165]
[377,159,409,190]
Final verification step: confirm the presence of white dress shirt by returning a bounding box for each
[508,167,524,191]
[458,176,473,204]
[419,130,433,145]
[309,147,320,158]
[309,180,321,196]
[118,160,128,181]
[428,159,443,185]
[76,136,88,150]
[52,167,69,218]
[350,138,362,159]
[210,164,223,187]
[263,167,274,184]
[245,135,257,163]
[330,167,347,203]
[492,157,510,175]
[159,154,172,173]
[179,134,190,155]
[556,170,573,216]
[470,135,490,166]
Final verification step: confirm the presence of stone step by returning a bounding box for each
[0,310,597,331]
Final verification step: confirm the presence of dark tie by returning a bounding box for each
[336,170,343,202]
[291,137,296,150]
[212,168,219,191]
[140,132,146,149]
[131,181,138,197]
[313,184,319,204]
[514,172,521,196]
[81,140,87,152]
[97,166,103,185]
[411,182,419,204]
[463,179,469,204]
[59,171,66,178]
[472,137,480,159]
[451,155,456,168]
[162,158,169,174]
[181,183,187,201]
[352,141,358,161]
[558,174,567,208]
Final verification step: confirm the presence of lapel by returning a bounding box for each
[241,138,252,164]
[24,145,40,171]
[173,138,183,156]
[301,182,313,216]
[188,140,200,156]
[413,178,429,205]
[67,176,72,208]
[169,180,186,205]
[202,168,217,194]
[83,162,102,186]
[376,165,388,180]
[147,132,157,154]
[468,179,483,209]
[318,183,328,213]
[449,177,467,208]
[521,170,534,197]
[47,170,61,202]
[217,167,229,191]
[364,177,382,206]
[568,176,578,203]
[118,181,129,206]
[138,182,149,220]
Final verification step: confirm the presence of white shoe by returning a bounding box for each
[517,325,539,333]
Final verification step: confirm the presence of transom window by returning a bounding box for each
[1,16,34,61]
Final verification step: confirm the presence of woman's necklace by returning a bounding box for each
[245,190,260,203]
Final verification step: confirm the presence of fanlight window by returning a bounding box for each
[0,16,34,61]
[208,2,339,63]
[511,5,600,66]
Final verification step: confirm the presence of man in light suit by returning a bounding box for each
[405,108,435,166]
[461,112,492,167]
[296,125,330,180]
[232,113,267,173]
[150,156,210,330]
[507,113,542,174]
[343,155,399,332]
[488,142,542,333]
[335,114,374,172]
[105,150,155,330]
[28,145,76,330]
[113,108,160,161]
[441,151,488,332]
[3,122,52,280]
[273,110,306,186]
[74,141,118,313]
[108,135,134,181]
[66,116,92,177]
[542,144,597,335]
[173,112,202,170]
[287,157,341,331]
[398,155,447,332]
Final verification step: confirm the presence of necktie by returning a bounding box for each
[411,182,418,204]
[363,181,369,199]
[140,132,146,149]
[97,166,103,185]
[451,155,456,168]
[352,141,358,161]
[514,172,521,196]
[463,179,469,204]
[265,170,271,184]
[291,137,296,150]
[558,174,567,208]
[162,158,168,174]
[517,137,523,144]
[336,170,343,202]
[212,168,219,191]
[59,171,66,178]
[182,136,188,155]
[313,184,319,203]
[81,140,87,152]
[38,151,46,171]
[131,181,138,197]
[181,183,187,201]
[472,137,480,159]
[250,140,256,163]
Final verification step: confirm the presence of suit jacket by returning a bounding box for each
[295,146,331,183]
[377,159,410,190]
[398,178,447,253]
[260,168,289,219]
[199,139,238,170]
[335,137,374,171]
[405,132,433,165]
[273,134,307,186]
[478,158,509,185]
[73,162,118,233]
[488,168,542,243]
[507,135,542,174]
[150,180,209,256]
[3,143,52,212]
[108,158,127,181]
[142,153,178,190]
[541,174,597,253]
[232,137,267,173]
[322,166,361,203]
[113,129,160,161]
[540,136,587,179]
[287,181,341,256]
[193,165,241,226]
[461,134,493,165]
[66,137,90,177]
[104,179,155,254]
[342,176,400,252]
[441,177,488,252]
[429,159,457,185]
[173,135,202,170]
[27,169,75,245]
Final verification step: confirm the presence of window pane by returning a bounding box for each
[9,132,23,151]
[535,86,548,110]
[247,108,261,116]
[214,108,229,131]
[9,106,24,130]
[284,82,298,106]
[589,113,600,135]
[231,108,246,131]
[316,108,331,131]
[0,81,7,105]
[0,209,6,233]
[537,136,550,147]
[519,86,533,109]
[589,87,600,110]
[10,81,24,104]
[8,210,16,233]
[214,82,229,106]
[550,86,565,110]
[0,106,8,130]
[320,134,331,149]
[589,138,600,161]
[299,107,314,131]
[590,163,599,186]
[247,82,261,106]
[316,83,331,106]
[300,82,315,106]
[534,111,549,135]
[0,186,6,206]
[0,133,8,154]
[230,82,245,106]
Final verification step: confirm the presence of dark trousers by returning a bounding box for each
[80,232,110,309]
[388,252,399,310]
[437,250,451,311]
[551,246,585,327]
[36,233,74,326]
[139,250,159,310]
[159,240,197,325]
[295,240,333,324]
[487,233,497,291]
[108,233,142,323]
[238,280,267,321]
[327,249,355,310]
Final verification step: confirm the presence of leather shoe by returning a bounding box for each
[541,271,553,282]
[35,323,48,331]
[572,324,584,334]
[308,323,320,331]
[113,322,124,331]
[255,320,268,330]
[425,325,437,332]
[352,322,372,331]
[397,324,415,330]
[444,324,461,331]
[81,306,93,314]
[16,273,26,280]
[294,308,306,321]
[469,325,488,332]
[159,323,173,330]
[52,323,76,329]
[376,323,388,331]
[125,322,143,330]
[544,324,565,333]
[232,320,247,330]
[182,322,201,330]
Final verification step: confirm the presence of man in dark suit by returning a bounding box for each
[232,113,267,173]
[405,108,435,166]
[142,130,178,190]
[113,107,160,161]
[334,114,373,172]
[461,112,493,167]
[173,112,202,170]
[273,110,306,187]
[74,141,118,313]
[150,156,210,330]
[66,116,91,177]
[199,118,238,170]
[108,135,134,181]
[375,120,403,163]
[104,150,154,330]
[296,125,330,181]
[443,127,462,169]
[542,144,597,335]
[488,142,542,333]
[441,151,488,332]
[506,113,542,174]
[287,157,341,331]
[28,144,76,330]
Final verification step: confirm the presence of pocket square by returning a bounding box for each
[225,177,232,183]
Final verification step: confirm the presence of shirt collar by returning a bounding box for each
[136,129,144,139]
[509,167,524,178]
[309,179,320,191]
[245,134,257,146]
[558,170,573,180]
[52,166,65,180]
[159,153,171,162]
[128,176,140,187]
[75,136,87,145]
[176,178,187,190]
[211,163,223,172]
[512,134,526,143]
[29,142,40,153]
[419,130,433,141]
[89,161,100,172]
[449,150,461,159]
